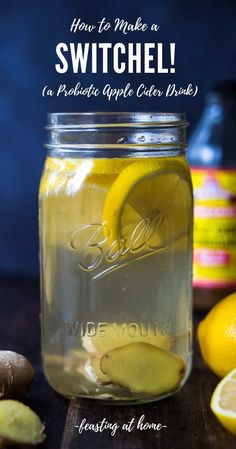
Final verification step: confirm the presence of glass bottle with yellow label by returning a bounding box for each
[39,112,193,403]
[189,83,236,310]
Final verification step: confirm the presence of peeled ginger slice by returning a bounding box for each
[100,342,185,396]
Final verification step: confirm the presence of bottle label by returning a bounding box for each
[191,168,236,288]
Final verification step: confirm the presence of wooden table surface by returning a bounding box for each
[1,275,235,449]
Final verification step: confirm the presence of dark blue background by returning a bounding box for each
[1,0,236,274]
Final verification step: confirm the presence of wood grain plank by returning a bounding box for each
[1,276,236,449]
[61,400,79,449]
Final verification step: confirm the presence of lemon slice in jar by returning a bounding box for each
[39,156,134,197]
[102,157,192,250]
[42,157,128,175]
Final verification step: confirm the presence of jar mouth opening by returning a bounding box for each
[45,112,188,153]
[46,112,188,129]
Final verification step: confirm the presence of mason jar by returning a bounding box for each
[39,112,193,404]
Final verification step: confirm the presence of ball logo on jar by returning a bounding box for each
[70,212,170,279]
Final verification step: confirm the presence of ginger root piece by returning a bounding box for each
[0,400,45,446]
[90,357,111,384]
[100,342,185,396]
[0,351,35,399]
[82,323,173,355]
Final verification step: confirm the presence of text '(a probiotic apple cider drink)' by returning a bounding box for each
[39,113,193,404]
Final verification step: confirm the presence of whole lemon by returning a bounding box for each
[198,292,236,378]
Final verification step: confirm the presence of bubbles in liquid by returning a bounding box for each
[137,135,146,143]
[117,136,128,144]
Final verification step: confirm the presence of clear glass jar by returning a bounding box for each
[39,112,193,404]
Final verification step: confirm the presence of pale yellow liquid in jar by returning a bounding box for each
[39,155,193,403]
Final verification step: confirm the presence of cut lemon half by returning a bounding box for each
[211,368,236,435]
[103,157,192,250]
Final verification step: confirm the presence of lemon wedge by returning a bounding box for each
[103,157,191,249]
[211,368,236,435]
